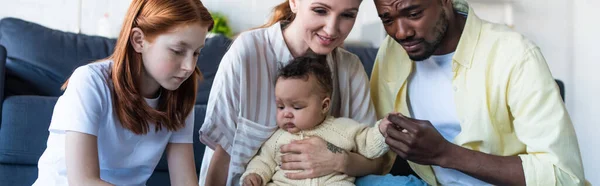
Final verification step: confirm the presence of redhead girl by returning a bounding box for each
[34,0,213,185]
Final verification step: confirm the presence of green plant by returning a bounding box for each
[210,12,233,38]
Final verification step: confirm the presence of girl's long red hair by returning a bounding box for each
[64,0,213,134]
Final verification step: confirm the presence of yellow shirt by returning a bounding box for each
[370,7,585,186]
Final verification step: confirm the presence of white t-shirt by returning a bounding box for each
[408,53,491,186]
[34,61,195,186]
[198,22,377,186]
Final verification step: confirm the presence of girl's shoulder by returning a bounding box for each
[68,60,113,94]
[80,60,113,79]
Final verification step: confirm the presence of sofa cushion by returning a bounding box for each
[344,46,378,78]
[0,45,6,112]
[0,164,37,186]
[0,96,56,165]
[0,18,116,97]
[0,18,232,104]
[146,170,171,186]
[195,35,232,105]
[0,95,208,173]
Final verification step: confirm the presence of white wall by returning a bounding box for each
[0,0,81,33]
[470,0,573,105]
[0,0,597,184]
[573,0,600,184]
[0,0,131,38]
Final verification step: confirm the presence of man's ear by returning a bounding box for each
[289,0,299,13]
[321,96,331,115]
[440,0,454,16]
[130,27,145,53]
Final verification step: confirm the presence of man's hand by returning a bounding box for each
[385,113,453,166]
[242,173,262,186]
[279,136,345,179]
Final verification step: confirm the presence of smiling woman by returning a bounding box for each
[197,0,395,185]
[259,0,362,55]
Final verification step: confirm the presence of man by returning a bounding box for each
[369,0,586,185]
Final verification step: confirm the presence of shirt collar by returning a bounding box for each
[452,7,483,69]
[266,22,294,65]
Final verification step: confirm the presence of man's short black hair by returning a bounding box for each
[276,54,333,97]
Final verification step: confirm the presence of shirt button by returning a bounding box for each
[453,86,458,91]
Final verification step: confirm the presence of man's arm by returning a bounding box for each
[441,142,525,185]
[505,48,584,185]
[204,145,230,186]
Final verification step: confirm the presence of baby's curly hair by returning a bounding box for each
[276,54,333,97]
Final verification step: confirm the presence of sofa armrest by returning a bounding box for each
[0,45,6,122]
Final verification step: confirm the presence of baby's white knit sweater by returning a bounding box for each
[240,116,388,186]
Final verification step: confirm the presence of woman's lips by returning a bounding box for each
[317,34,336,46]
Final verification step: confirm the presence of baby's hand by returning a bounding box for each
[379,113,400,137]
[243,173,263,186]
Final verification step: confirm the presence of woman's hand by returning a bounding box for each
[242,173,263,186]
[279,136,347,179]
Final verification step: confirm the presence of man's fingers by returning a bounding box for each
[390,146,408,159]
[385,135,410,153]
[387,112,401,116]
[386,125,412,145]
[387,114,418,133]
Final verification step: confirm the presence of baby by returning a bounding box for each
[241,55,392,186]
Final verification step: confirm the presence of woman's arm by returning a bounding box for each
[65,131,114,186]
[204,145,230,186]
[166,143,198,186]
[280,137,389,179]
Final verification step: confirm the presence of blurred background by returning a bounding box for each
[0,0,597,184]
